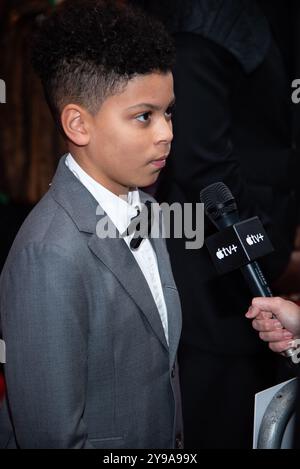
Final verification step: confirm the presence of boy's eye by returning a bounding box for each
[165,104,175,119]
[136,112,151,123]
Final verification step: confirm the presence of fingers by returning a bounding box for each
[251,317,283,333]
[269,340,296,354]
[251,296,289,319]
[250,315,294,344]
[246,297,300,355]
[258,329,294,343]
[245,305,272,320]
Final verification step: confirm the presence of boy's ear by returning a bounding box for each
[61,104,91,146]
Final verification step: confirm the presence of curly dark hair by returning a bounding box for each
[31,0,175,132]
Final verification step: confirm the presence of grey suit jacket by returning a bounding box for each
[0,156,183,449]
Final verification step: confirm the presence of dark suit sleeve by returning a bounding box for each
[169,32,292,278]
[1,243,93,448]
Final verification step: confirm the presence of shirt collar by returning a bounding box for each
[65,153,141,235]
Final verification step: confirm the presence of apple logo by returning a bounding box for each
[216,249,224,260]
[246,235,253,246]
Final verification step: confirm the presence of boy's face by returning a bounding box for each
[71,72,174,195]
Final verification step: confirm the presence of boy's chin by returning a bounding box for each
[141,172,160,187]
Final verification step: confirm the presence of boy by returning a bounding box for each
[0,0,183,449]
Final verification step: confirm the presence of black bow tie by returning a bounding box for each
[122,200,153,250]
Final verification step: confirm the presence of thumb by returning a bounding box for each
[252,297,283,317]
[245,305,260,319]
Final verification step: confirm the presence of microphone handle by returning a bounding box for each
[240,261,298,363]
[240,261,273,297]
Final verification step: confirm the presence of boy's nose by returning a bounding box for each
[156,124,173,147]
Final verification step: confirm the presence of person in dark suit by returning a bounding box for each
[0,0,183,449]
[130,0,300,448]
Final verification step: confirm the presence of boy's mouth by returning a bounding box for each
[151,155,168,169]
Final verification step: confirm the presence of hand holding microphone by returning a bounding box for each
[246,297,300,361]
[200,182,300,363]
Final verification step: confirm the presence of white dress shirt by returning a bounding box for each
[65,153,169,344]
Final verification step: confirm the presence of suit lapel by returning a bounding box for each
[88,232,168,352]
[141,195,182,368]
[150,234,182,368]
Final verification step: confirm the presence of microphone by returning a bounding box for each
[200,182,297,360]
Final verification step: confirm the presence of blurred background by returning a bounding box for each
[0,0,66,274]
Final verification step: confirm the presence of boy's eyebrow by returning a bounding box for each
[126,97,176,112]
